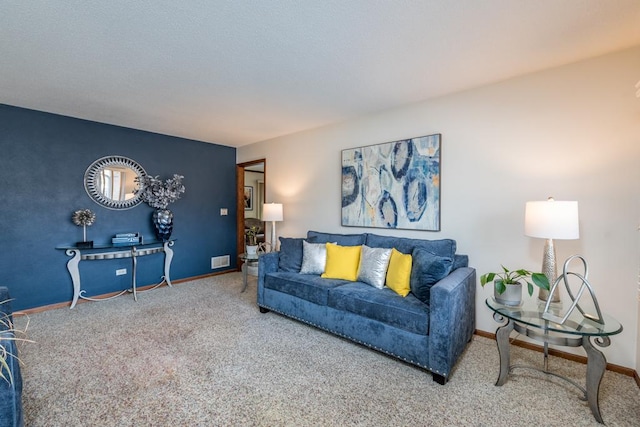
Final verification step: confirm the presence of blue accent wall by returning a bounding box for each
[0,104,237,310]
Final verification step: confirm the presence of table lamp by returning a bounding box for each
[524,197,579,302]
[262,203,283,252]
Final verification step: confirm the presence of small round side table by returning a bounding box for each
[239,253,259,293]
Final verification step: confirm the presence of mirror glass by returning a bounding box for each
[84,155,146,210]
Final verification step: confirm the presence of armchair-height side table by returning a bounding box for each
[486,297,622,424]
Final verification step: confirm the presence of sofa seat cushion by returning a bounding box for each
[327,282,430,336]
[264,272,350,305]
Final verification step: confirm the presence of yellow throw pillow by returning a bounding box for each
[386,248,412,297]
[321,243,362,281]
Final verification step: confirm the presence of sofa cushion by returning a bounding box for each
[328,282,430,336]
[386,248,412,297]
[410,249,454,304]
[300,241,329,275]
[365,233,456,259]
[357,245,392,289]
[321,243,362,281]
[278,237,305,272]
[307,230,366,246]
[264,272,349,305]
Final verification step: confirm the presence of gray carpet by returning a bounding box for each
[14,273,640,426]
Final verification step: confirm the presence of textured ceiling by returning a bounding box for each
[1,1,639,147]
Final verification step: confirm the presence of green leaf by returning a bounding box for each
[531,273,550,290]
[480,273,495,286]
[495,280,506,295]
[527,281,534,296]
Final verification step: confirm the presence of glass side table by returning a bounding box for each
[239,253,259,293]
[485,297,622,424]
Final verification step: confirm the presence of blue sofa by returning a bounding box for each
[0,287,23,427]
[257,231,476,384]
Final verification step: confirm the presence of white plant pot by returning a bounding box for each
[246,245,259,257]
[494,283,523,306]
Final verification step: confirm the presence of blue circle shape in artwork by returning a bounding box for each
[390,140,413,180]
[377,190,398,228]
[403,168,427,222]
[342,166,359,207]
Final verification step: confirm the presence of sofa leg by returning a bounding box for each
[259,307,270,314]
[432,373,447,385]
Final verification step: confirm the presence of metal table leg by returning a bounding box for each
[241,262,249,293]
[583,335,610,424]
[494,314,514,386]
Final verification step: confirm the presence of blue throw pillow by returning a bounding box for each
[278,237,305,272]
[410,248,454,304]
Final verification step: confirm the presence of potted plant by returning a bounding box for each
[245,225,260,257]
[480,266,550,306]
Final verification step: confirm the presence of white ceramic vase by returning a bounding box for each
[494,282,523,306]
[246,245,259,257]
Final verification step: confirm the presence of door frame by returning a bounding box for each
[236,159,266,268]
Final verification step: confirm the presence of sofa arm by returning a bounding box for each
[428,267,476,381]
[257,252,279,305]
[0,287,23,427]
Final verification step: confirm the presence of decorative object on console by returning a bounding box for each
[525,197,579,302]
[262,203,283,251]
[135,174,185,242]
[71,209,96,248]
[480,266,550,307]
[342,133,441,231]
[111,232,143,246]
[542,255,604,325]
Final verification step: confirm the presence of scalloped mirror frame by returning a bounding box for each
[84,155,147,210]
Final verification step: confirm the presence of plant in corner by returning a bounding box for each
[481,266,550,305]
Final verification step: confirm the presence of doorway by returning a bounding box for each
[236,159,266,267]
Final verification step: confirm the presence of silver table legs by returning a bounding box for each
[493,314,610,424]
[64,241,174,308]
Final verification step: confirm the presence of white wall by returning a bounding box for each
[238,46,640,369]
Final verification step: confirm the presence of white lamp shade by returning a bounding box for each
[262,203,283,222]
[525,199,579,240]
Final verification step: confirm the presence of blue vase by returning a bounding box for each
[153,209,173,241]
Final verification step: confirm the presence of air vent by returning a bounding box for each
[211,255,231,269]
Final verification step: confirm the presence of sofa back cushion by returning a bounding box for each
[365,233,456,259]
[307,231,366,246]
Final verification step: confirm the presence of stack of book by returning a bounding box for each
[111,233,143,246]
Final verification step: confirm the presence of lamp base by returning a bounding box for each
[270,221,277,252]
[538,238,560,303]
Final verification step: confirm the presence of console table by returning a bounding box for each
[56,240,175,308]
[486,297,622,424]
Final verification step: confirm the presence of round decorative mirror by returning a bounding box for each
[84,155,147,210]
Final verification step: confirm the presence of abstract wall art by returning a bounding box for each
[341,134,441,231]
